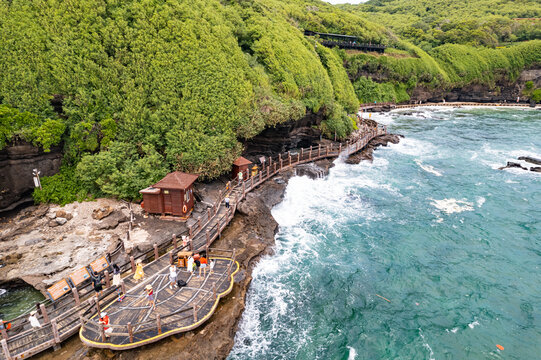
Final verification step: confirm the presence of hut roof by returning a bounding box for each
[153,172,198,190]
[233,156,252,166]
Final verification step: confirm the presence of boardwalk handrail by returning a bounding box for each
[1,125,386,359]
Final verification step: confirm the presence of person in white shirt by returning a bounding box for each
[28,311,41,328]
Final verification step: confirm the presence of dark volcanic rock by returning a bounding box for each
[242,110,324,158]
[530,167,541,173]
[95,211,128,230]
[498,162,528,170]
[346,134,402,164]
[518,156,541,166]
[0,142,62,211]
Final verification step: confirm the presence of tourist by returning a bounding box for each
[28,311,41,328]
[210,259,215,274]
[238,170,243,183]
[517,96,520,103]
[187,255,194,274]
[145,285,155,310]
[98,312,112,337]
[112,263,121,288]
[169,264,177,290]
[91,271,103,296]
[182,235,188,248]
[134,259,145,282]
[225,196,230,209]
[200,254,208,276]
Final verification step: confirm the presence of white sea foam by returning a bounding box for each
[415,159,443,176]
[347,346,357,360]
[468,320,480,329]
[431,198,474,214]
[476,197,486,207]
[390,137,434,156]
[419,328,436,360]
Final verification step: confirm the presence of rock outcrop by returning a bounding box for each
[346,133,402,164]
[0,142,62,212]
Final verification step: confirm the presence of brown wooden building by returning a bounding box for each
[140,172,198,217]
[232,156,252,180]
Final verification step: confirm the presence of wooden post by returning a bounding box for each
[128,322,133,343]
[95,296,101,316]
[104,270,110,288]
[318,144,321,157]
[288,155,291,166]
[213,283,217,299]
[127,229,130,242]
[259,171,262,183]
[207,208,211,221]
[197,217,202,230]
[189,225,193,238]
[309,145,312,159]
[193,306,198,322]
[218,218,222,238]
[121,280,126,295]
[1,339,11,360]
[280,159,283,169]
[300,148,304,160]
[326,145,329,156]
[51,319,61,344]
[154,243,159,261]
[72,287,80,306]
[40,304,50,324]
[130,256,135,273]
[172,234,177,250]
[157,314,162,334]
[189,239,194,251]
[339,143,342,153]
[169,251,173,265]
[100,324,106,342]
[206,230,210,248]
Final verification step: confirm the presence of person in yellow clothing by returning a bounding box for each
[133,259,145,282]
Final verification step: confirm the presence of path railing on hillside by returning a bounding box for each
[359,101,537,111]
[0,125,387,360]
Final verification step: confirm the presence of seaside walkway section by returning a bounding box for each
[360,101,539,111]
[0,126,386,359]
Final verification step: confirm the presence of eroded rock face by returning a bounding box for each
[242,110,324,158]
[346,134,402,165]
[0,143,62,212]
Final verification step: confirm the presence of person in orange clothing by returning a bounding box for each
[98,312,112,338]
[199,254,208,277]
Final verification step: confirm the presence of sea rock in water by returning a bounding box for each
[530,167,541,173]
[518,156,541,165]
[498,162,528,170]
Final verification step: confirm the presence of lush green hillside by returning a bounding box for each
[1,0,539,204]
[344,0,541,51]
[1,0,387,201]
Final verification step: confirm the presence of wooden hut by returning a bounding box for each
[140,172,198,217]
[232,156,252,180]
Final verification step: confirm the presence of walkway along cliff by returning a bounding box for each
[0,125,387,360]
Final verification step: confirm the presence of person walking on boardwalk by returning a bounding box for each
[225,196,230,209]
[187,255,194,274]
[134,259,145,282]
[145,285,155,310]
[28,311,41,328]
[199,254,208,277]
[112,263,121,288]
[169,264,177,289]
[91,271,103,296]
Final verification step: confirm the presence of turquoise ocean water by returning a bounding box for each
[229,107,541,360]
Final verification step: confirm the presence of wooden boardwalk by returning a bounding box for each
[0,126,386,359]
[80,253,238,349]
[359,101,539,111]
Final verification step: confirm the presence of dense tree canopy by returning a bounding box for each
[0,0,539,202]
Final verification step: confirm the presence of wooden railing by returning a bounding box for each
[0,125,387,360]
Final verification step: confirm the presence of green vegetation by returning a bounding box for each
[346,0,541,51]
[1,0,539,203]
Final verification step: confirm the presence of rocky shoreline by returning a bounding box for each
[0,133,398,360]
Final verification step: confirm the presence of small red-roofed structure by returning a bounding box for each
[232,156,252,180]
[140,171,198,217]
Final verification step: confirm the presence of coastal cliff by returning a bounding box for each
[0,143,62,212]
